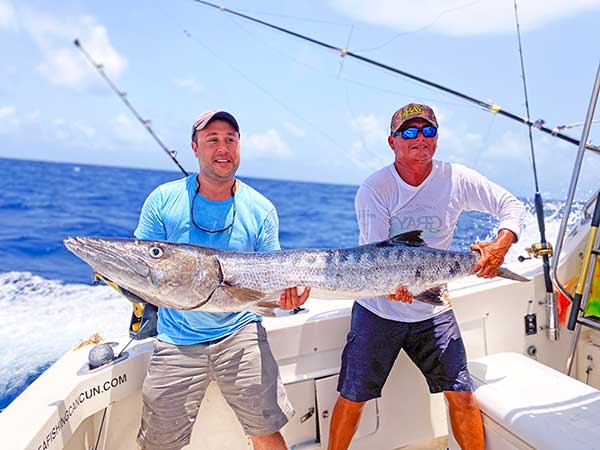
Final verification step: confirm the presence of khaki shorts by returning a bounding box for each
[137,322,294,450]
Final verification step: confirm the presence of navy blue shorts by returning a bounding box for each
[337,303,473,402]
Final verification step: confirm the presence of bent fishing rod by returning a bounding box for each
[73,39,188,176]
[192,0,599,155]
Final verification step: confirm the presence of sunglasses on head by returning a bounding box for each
[392,125,438,139]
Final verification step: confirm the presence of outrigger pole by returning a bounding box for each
[73,39,189,176]
[192,0,599,154]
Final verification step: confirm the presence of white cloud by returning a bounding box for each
[0,105,18,134]
[243,129,292,159]
[348,113,389,170]
[111,114,147,144]
[0,105,16,119]
[0,0,16,30]
[329,0,600,36]
[351,114,387,142]
[437,124,484,163]
[284,121,306,137]
[349,140,388,172]
[484,130,529,160]
[20,11,126,88]
[173,76,203,94]
[48,117,98,143]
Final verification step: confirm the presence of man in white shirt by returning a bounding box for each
[328,103,525,450]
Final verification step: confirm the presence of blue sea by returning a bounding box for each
[0,157,571,412]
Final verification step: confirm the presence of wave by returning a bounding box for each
[485,201,584,264]
[0,272,130,409]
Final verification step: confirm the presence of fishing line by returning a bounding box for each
[190,0,600,154]
[471,113,498,170]
[160,10,349,154]
[199,3,468,114]
[337,24,354,79]
[73,39,188,176]
[513,2,540,193]
[342,82,388,166]
[513,1,554,295]
[184,3,479,166]
[219,7,351,27]
[115,319,150,359]
[224,5,464,165]
[354,0,483,53]
[231,8,467,109]
[92,407,108,450]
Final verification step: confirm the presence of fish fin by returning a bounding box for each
[377,230,426,248]
[249,300,280,317]
[248,303,278,317]
[414,286,447,306]
[498,267,530,282]
[221,284,267,302]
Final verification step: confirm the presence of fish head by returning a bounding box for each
[64,237,221,309]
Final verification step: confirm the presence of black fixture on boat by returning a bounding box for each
[88,343,117,369]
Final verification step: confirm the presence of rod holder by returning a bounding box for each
[546,291,559,340]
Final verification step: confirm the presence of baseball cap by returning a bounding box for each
[191,110,239,140]
[390,103,438,134]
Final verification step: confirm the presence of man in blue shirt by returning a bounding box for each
[135,110,310,450]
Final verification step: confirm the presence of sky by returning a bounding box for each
[1,0,599,199]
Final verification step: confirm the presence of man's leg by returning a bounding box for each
[444,391,484,450]
[212,323,294,446]
[137,340,211,450]
[403,310,482,450]
[250,431,287,450]
[330,303,405,450]
[327,396,366,450]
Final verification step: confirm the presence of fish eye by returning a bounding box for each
[149,246,164,259]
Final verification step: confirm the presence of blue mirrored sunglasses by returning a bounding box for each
[392,125,438,139]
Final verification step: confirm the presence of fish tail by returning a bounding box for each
[498,267,530,282]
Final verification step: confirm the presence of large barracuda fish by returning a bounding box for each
[64,231,528,315]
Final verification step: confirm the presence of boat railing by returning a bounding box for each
[551,63,600,304]
[549,62,600,374]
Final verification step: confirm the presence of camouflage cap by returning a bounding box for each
[390,103,438,134]
[191,110,239,140]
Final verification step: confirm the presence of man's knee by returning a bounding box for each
[444,390,479,411]
[249,431,286,450]
[336,396,367,413]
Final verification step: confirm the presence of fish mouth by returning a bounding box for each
[64,237,151,282]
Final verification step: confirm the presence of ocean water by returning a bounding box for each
[0,157,576,411]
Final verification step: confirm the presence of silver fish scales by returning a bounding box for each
[64,230,527,316]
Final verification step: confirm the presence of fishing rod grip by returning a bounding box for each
[567,292,583,331]
[534,193,547,242]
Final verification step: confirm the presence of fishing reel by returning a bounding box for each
[518,242,554,262]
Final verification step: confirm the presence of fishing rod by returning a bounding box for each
[191,0,599,154]
[512,1,557,340]
[73,39,189,176]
